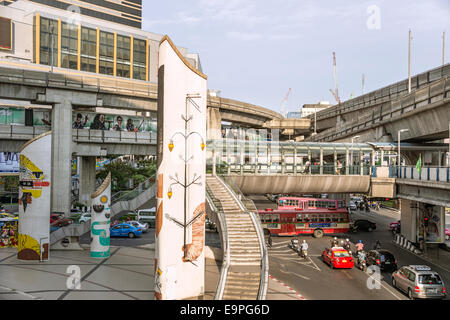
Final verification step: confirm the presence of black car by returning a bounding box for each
[367,249,398,271]
[352,219,376,232]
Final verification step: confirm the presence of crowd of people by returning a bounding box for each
[72,113,141,132]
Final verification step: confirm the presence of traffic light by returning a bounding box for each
[424,217,429,227]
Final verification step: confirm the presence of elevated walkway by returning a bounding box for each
[0,125,156,156]
[206,175,268,300]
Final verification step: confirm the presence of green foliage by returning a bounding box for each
[1,176,19,191]
[96,159,157,193]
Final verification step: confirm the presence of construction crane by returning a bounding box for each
[329,52,341,104]
[280,88,292,118]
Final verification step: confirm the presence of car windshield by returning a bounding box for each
[418,274,442,285]
[334,251,350,257]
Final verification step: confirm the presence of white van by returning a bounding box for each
[137,207,156,227]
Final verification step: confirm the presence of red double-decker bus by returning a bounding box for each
[259,197,350,238]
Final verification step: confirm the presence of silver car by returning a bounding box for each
[392,265,446,299]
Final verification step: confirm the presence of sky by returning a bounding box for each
[142,0,450,114]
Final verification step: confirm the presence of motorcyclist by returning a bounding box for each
[331,237,339,248]
[356,240,364,253]
[357,250,366,267]
[300,240,309,258]
[343,238,351,251]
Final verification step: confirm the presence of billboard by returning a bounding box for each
[0,153,19,173]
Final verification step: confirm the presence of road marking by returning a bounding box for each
[268,275,306,300]
[307,256,321,271]
[278,264,310,280]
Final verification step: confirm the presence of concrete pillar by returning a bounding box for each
[207,107,222,140]
[319,148,323,175]
[400,199,416,243]
[79,156,97,206]
[51,100,72,216]
[345,148,349,175]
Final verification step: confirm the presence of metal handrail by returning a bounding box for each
[205,181,230,300]
[216,175,268,300]
[111,174,156,204]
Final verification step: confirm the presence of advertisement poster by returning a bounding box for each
[0,220,18,248]
[71,112,157,133]
[417,204,445,244]
[0,152,19,173]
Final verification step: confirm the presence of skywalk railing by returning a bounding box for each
[390,166,450,183]
[111,174,156,204]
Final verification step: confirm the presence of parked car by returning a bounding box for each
[390,221,400,230]
[349,201,357,211]
[351,219,376,232]
[50,213,73,227]
[79,213,91,223]
[366,249,398,272]
[322,247,354,269]
[110,223,142,238]
[392,265,446,299]
[128,220,148,233]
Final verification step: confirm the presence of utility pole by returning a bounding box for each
[362,73,365,95]
[443,31,446,67]
[408,30,412,93]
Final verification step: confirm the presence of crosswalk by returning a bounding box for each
[268,240,321,271]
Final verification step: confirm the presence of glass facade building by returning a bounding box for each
[35,14,149,81]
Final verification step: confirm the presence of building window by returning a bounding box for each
[99,31,114,76]
[61,22,78,70]
[40,17,58,67]
[116,34,130,78]
[133,38,146,80]
[81,27,96,73]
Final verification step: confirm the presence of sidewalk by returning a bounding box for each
[0,244,298,300]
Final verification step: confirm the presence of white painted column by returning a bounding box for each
[18,132,52,261]
[90,172,111,258]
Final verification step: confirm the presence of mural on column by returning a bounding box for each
[0,221,18,248]
[17,132,51,260]
[90,172,111,258]
[155,35,207,300]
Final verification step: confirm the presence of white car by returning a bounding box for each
[79,213,91,223]
[349,201,357,211]
[128,220,149,233]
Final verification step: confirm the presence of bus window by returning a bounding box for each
[296,214,302,222]
[265,214,272,222]
[308,200,315,208]
[272,214,280,223]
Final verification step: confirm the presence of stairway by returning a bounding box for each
[206,175,262,300]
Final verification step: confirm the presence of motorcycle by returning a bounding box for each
[343,243,352,256]
[288,239,299,252]
[357,255,367,271]
[300,249,308,259]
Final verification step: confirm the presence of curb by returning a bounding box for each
[268,275,306,300]
[391,240,450,274]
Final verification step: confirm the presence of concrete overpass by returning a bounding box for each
[308,63,450,135]
[306,75,450,144]
[0,125,156,156]
[0,60,309,134]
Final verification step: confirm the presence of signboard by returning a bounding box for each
[0,153,19,173]
[417,204,445,244]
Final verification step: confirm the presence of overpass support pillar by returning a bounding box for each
[79,156,97,207]
[400,199,416,243]
[207,107,222,140]
[51,100,73,216]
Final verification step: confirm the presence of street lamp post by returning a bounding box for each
[351,135,360,174]
[398,129,410,176]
